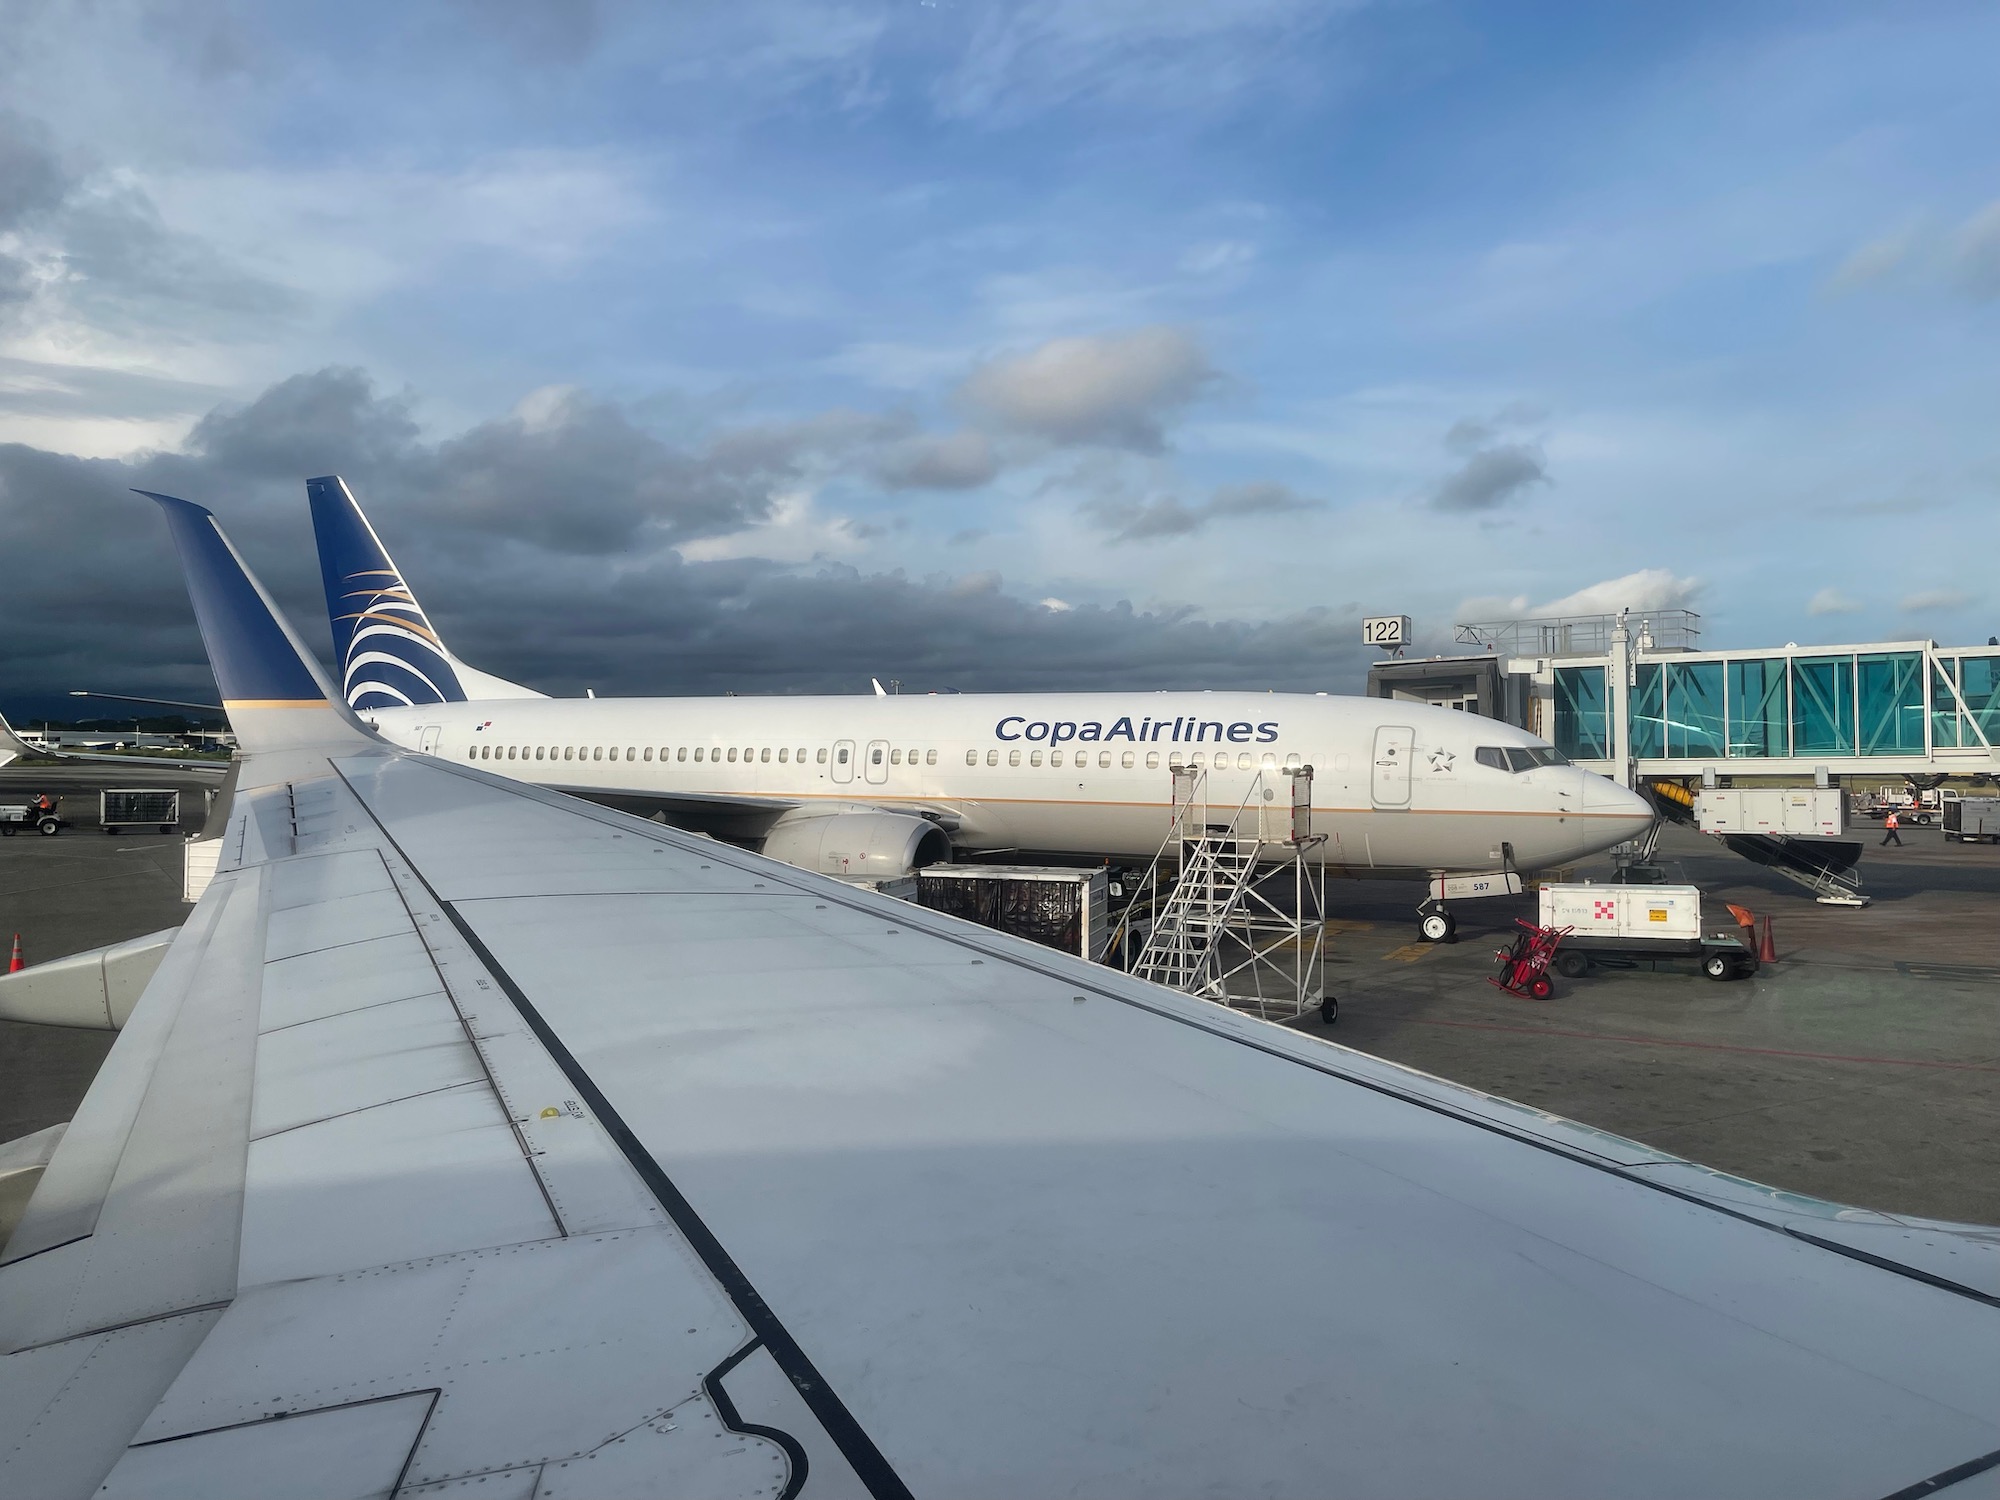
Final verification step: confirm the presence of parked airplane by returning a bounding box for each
[7,489,1998,1498]
[309,475,1652,940]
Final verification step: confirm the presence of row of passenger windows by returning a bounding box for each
[970,748,1305,771]
[466,741,1305,772]
[469,744,941,766]
[1474,746,1571,773]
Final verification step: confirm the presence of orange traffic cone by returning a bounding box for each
[1758,916,1777,965]
[7,933,21,973]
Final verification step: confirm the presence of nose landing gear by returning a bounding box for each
[1418,902,1457,943]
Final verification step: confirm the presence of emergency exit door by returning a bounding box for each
[865,739,891,785]
[1371,725,1414,808]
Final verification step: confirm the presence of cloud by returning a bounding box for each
[930,0,1341,125]
[1536,569,1699,617]
[870,429,999,490]
[1427,405,1552,512]
[1824,232,1913,294]
[0,367,1380,719]
[1179,240,1256,275]
[1461,568,1701,622]
[1900,588,1970,613]
[1949,202,2000,302]
[1806,587,1863,616]
[1431,443,1549,512]
[0,109,297,351]
[1826,201,2000,302]
[1083,479,1321,542]
[959,326,1213,451]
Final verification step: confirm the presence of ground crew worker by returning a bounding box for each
[1881,810,1902,846]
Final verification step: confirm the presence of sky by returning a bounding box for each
[2,0,1997,718]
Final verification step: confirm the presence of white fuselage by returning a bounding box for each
[365,691,1653,877]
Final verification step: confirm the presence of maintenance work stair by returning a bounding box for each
[1119,765,1330,1021]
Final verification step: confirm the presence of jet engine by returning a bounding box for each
[758,809,952,880]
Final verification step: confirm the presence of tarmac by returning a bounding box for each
[3,763,1997,1225]
[0,764,218,1143]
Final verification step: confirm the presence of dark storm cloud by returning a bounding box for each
[0,369,1373,718]
[1084,479,1322,542]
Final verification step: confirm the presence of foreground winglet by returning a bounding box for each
[140,491,374,755]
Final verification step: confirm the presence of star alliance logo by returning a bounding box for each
[1428,747,1456,773]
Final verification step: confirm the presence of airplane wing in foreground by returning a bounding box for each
[4,492,2000,1499]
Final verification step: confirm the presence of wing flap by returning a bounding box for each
[103,1389,435,1500]
[0,869,261,1351]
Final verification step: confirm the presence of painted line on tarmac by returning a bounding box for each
[1406,1017,2000,1074]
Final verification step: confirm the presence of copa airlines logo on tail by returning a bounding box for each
[310,474,470,712]
[335,575,467,711]
[996,714,1279,745]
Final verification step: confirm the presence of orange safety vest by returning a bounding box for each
[1885,813,1898,829]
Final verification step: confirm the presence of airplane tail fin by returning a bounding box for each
[139,491,375,756]
[307,475,544,711]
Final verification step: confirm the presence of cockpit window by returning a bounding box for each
[1479,745,1572,773]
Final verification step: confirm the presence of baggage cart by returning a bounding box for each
[99,788,180,834]
[1540,883,1758,982]
[1944,796,2000,844]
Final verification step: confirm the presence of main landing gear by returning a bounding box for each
[1417,901,1457,944]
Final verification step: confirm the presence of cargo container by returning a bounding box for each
[1695,787,1844,837]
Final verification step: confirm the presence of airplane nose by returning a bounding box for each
[1583,773,1655,840]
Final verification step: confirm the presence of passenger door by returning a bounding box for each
[1371,725,1414,809]
[832,739,856,784]
[864,739,890,786]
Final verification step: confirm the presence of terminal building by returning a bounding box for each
[1368,611,2000,789]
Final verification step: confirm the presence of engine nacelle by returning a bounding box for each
[760,809,952,881]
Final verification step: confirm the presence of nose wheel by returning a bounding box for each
[1418,904,1457,943]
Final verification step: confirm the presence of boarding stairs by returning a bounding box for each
[1638,781,1869,907]
[1122,766,1329,1020]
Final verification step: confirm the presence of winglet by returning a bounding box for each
[140,491,374,755]
[0,709,32,767]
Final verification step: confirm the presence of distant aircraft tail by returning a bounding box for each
[307,476,544,711]
[139,490,375,756]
